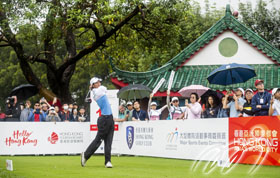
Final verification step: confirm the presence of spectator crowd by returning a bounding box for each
[1,79,279,122]
[0,96,89,122]
[114,79,280,121]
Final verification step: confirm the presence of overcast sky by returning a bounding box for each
[194,0,280,11]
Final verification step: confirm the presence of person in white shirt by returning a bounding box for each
[148,93,168,121]
[269,88,280,116]
[81,77,114,168]
[184,93,202,119]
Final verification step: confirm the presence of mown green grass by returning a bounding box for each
[0,155,279,178]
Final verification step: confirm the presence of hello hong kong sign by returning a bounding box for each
[5,130,38,147]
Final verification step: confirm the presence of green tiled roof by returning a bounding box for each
[113,64,280,91]
[110,5,280,91]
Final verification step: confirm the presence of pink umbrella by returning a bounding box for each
[178,85,210,97]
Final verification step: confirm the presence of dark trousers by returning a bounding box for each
[84,115,114,164]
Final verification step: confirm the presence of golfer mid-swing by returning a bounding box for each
[81,77,114,168]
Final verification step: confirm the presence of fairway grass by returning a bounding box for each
[0,155,279,178]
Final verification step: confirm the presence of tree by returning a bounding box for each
[107,0,223,72]
[238,0,280,49]
[0,0,144,103]
[0,0,225,107]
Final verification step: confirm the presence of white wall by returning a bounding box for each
[184,31,274,66]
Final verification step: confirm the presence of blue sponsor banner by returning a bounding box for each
[126,126,134,149]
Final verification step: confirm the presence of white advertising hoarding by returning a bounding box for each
[0,122,91,155]
[117,119,229,161]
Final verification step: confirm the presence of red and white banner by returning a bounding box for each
[229,116,280,166]
[0,122,91,155]
[0,116,279,167]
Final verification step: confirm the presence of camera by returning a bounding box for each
[35,109,40,114]
[6,97,14,104]
[50,109,56,114]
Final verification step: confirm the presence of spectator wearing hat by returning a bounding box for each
[184,93,202,119]
[148,93,168,121]
[46,106,61,122]
[125,101,134,121]
[269,88,280,116]
[132,101,148,121]
[252,79,271,116]
[240,89,254,117]
[166,91,185,120]
[224,88,246,117]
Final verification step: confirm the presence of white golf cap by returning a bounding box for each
[126,101,133,106]
[272,88,279,96]
[245,88,253,94]
[171,97,179,102]
[150,102,157,106]
[90,77,102,85]
[236,88,244,96]
[245,88,254,94]
[49,106,55,110]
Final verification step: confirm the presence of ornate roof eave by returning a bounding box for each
[110,4,280,81]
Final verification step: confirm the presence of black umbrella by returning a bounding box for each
[200,90,224,105]
[117,84,152,100]
[10,84,39,101]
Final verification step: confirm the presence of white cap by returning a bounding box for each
[171,97,179,102]
[126,101,133,106]
[245,88,253,94]
[90,77,102,85]
[236,88,244,96]
[272,88,279,96]
[150,102,157,106]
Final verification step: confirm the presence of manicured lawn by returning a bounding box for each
[0,155,279,178]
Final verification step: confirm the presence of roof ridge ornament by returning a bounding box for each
[226,4,232,16]
[224,4,232,27]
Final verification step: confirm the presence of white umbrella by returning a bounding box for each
[178,85,210,97]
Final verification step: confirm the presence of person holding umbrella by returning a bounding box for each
[184,93,202,119]
[81,77,114,168]
[224,88,246,117]
[132,101,148,121]
[252,79,271,116]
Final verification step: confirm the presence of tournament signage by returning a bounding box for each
[126,126,134,149]
[118,119,229,161]
[229,116,280,166]
[1,116,279,167]
[0,122,91,155]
